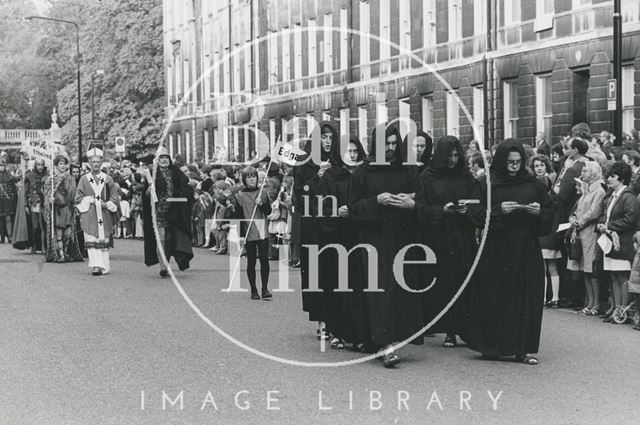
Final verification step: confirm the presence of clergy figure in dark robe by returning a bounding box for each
[347,123,425,368]
[142,147,195,277]
[402,130,433,174]
[414,136,480,348]
[316,136,367,349]
[294,120,335,341]
[465,139,554,365]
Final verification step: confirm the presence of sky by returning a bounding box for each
[31,0,52,14]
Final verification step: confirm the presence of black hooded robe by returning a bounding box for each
[142,163,195,271]
[295,121,335,322]
[348,125,425,348]
[316,137,369,343]
[414,136,480,337]
[464,140,554,357]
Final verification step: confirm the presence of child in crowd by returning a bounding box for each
[231,166,272,300]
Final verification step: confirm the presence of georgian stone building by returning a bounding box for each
[162,0,640,163]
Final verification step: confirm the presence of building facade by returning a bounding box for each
[162,0,640,163]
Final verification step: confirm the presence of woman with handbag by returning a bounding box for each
[596,161,640,323]
[566,161,606,315]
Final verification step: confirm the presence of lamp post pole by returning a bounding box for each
[26,16,82,165]
[613,0,622,146]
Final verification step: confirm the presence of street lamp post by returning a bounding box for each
[91,69,105,140]
[26,16,82,165]
[613,0,623,146]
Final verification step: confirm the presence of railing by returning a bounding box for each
[496,1,639,49]
[0,129,46,144]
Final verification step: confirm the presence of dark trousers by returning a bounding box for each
[246,238,270,292]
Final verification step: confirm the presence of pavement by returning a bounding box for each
[1,239,639,425]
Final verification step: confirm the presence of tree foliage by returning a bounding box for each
[1,0,165,159]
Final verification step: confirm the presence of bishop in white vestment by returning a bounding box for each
[75,149,118,275]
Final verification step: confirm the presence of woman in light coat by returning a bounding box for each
[567,161,606,315]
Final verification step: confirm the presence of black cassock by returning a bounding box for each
[414,136,480,336]
[295,121,335,322]
[142,164,194,271]
[315,137,368,343]
[348,129,425,348]
[465,140,554,357]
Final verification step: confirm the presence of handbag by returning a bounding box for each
[566,227,582,261]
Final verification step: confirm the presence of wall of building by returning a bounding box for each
[162,0,640,163]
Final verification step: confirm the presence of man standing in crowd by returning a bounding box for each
[142,147,194,277]
[75,147,119,276]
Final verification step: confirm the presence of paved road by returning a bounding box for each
[1,240,638,425]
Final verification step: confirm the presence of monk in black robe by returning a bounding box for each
[348,123,425,368]
[414,136,480,348]
[142,149,194,276]
[465,140,554,365]
[316,136,367,349]
[294,120,335,340]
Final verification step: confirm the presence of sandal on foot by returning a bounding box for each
[442,335,458,348]
[515,354,538,365]
[159,269,168,278]
[329,337,345,350]
[91,267,102,276]
[381,352,400,368]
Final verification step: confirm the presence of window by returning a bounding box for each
[269,31,279,86]
[379,0,390,61]
[422,96,434,136]
[572,0,591,9]
[176,133,182,156]
[166,66,174,105]
[503,81,518,138]
[358,106,368,148]
[323,13,333,74]
[399,98,411,139]
[623,65,635,133]
[504,0,521,25]
[308,19,317,78]
[399,0,411,54]
[169,134,174,158]
[244,47,252,92]
[474,0,487,36]
[269,119,276,145]
[536,0,554,16]
[446,92,460,137]
[254,37,260,92]
[234,53,241,93]
[183,59,190,99]
[185,130,191,163]
[359,1,370,78]
[536,76,553,143]
[340,108,350,142]
[376,102,388,125]
[322,110,332,122]
[281,117,289,142]
[573,69,589,125]
[473,86,485,143]
[449,0,462,42]
[340,8,348,70]
[423,0,436,48]
[282,29,291,82]
[204,130,210,163]
[294,24,302,81]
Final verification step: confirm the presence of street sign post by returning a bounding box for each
[608,79,617,111]
[115,136,126,153]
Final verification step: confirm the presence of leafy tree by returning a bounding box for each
[1,0,165,160]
